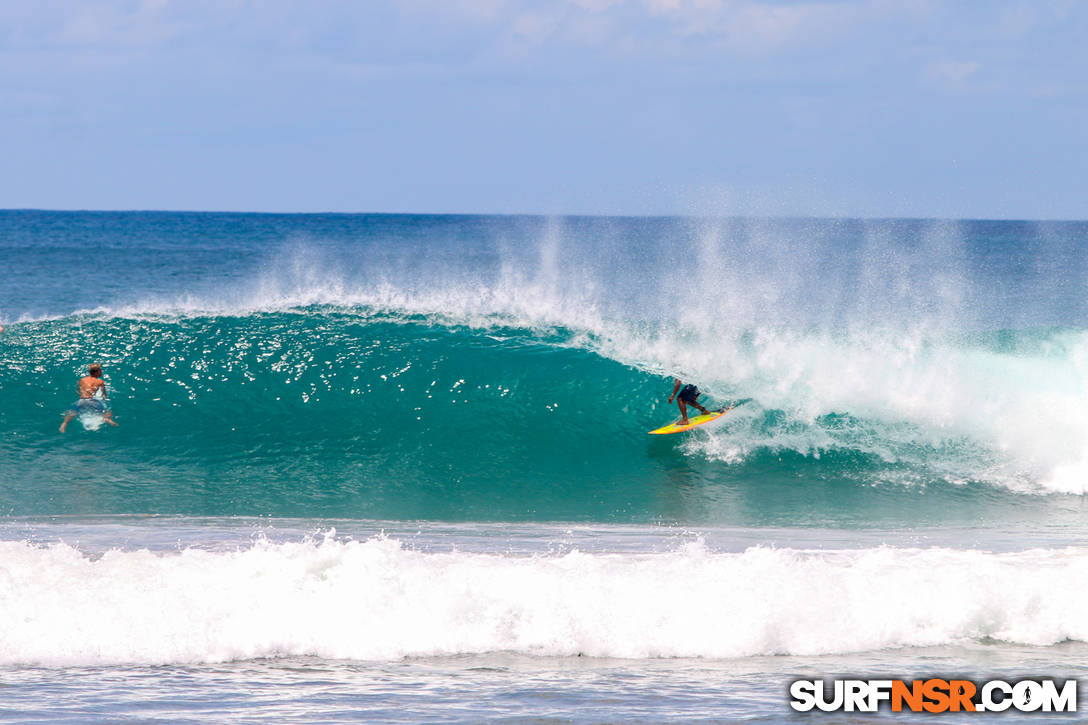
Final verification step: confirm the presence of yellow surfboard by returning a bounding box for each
[649,405,735,435]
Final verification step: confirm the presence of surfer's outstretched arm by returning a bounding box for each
[668,378,682,403]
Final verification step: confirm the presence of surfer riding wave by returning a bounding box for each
[668,378,710,426]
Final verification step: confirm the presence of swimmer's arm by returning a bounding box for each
[669,378,682,402]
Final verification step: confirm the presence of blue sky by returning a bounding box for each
[2,1,1086,218]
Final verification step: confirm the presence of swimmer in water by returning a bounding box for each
[59,363,118,433]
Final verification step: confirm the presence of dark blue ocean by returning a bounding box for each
[2,211,1087,722]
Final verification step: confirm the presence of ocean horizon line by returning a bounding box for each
[3,207,1086,225]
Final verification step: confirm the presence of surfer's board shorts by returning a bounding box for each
[678,385,699,404]
[68,399,107,415]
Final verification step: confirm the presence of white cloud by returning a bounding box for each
[0,0,929,62]
[570,0,628,11]
[996,3,1036,35]
[54,0,179,47]
[395,0,510,24]
[508,8,565,46]
[395,0,894,58]
[926,60,982,84]
[639,0,878,54]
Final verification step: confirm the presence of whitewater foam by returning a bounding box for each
[2,534,1088,666]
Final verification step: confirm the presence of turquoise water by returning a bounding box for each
[4,312,1088,529]
[2,211,1088,721]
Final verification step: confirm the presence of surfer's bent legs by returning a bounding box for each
[59,396,118,433]
[677,385,709,424]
